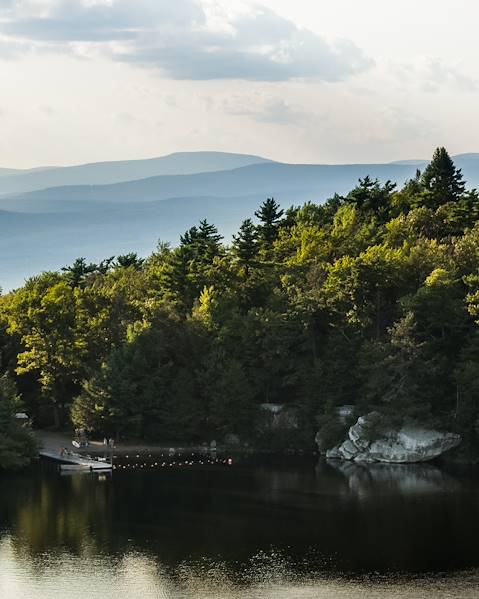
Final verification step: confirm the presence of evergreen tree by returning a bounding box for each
[180,220,223,265]
[161,246,197,315]
[347,177,396,221]
[162,221,224,315]
[180,226,199,247]
[255,198,284,247]
[96,256,115,275]
[196,219,223,263]
[62,257,97,288]
[116,253,144,269]
[421,147,465,207]
[197,219,223,245]
[232,218,257,275]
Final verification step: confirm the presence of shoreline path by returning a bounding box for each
[36,430,208,456]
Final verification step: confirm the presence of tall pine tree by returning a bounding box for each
[232,218,257,276]
[421,147,465,208]
[255,198,284,248]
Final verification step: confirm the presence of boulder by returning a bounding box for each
[326,445,343,459]
[348,415,372,451]
[337,439,361,460]
[322,413,461,464]
[353,452,376,463]
[368,427,461,463]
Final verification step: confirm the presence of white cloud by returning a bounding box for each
[422,59,478,93]
[0,0,372,81]
[391,57,478,94]
[0,1,478,168]
[223,95,309,125]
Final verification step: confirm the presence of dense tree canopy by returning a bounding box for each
[0,375,37,469]
[2,147,479,460]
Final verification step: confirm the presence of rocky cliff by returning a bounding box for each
[321,414,461,463]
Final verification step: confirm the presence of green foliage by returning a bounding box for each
[420,147,466,209]
[316,414,349,452]
[2,147,479,456]
[0,375,37,470]
[72,319,206,441]
[232,218,258,275]
[255,197,284,249]
[62,257,97,288]
[116,253,144,269]
[346,176,396,223]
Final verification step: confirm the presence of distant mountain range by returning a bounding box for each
[0,152,272,196]
[2,151,479,291]
[390,153,479,167]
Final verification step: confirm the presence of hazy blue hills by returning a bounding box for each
[2,162,418,213]
[2,150,479,291]
[6,154,479,213]
[454,153,479,162]
[0,151,271,196]
[0,168,23,177]
[0,165,59,179]
[0,195,264,290]
[390,153,479,169]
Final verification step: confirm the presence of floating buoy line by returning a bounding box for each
[106,453,235,471]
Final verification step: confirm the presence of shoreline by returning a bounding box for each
[36,429,220,456]
[35,429,311,457]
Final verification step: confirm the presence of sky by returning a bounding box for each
[0,0,478,168]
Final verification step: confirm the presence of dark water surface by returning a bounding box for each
[1,455,479,598]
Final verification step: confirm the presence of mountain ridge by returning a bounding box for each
[3,150,479,292]
[0,151,272,196]
[1,162,418,210]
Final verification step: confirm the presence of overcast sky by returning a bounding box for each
[0,0,477,167]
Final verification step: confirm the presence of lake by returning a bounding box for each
[1,454,479,598]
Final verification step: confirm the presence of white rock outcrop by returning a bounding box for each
[325,414,461,464]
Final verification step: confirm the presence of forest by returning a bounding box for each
[2,147,479,467]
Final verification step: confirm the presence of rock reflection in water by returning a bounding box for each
[1,457,479,593]
[326,459,459,499]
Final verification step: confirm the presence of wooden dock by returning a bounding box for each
[39,450,113,471]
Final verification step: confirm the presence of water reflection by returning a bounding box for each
[326,460,460,498]
[1,457,479,597]
[0,469,111,558]
[2,537,479,599]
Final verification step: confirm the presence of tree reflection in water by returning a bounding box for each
[1,457,479,595]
